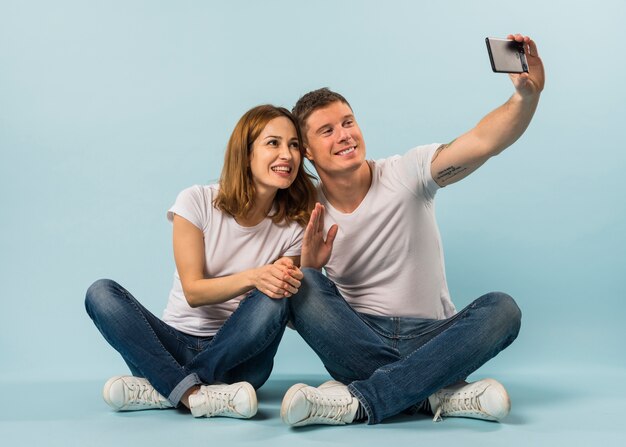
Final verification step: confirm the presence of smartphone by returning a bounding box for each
[485,37,528,73]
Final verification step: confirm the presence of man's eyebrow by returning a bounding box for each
[314,123,332,135]
[314,115,355,134]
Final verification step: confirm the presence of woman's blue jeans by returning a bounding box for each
[289,268,522,425]
[85,279,289,406]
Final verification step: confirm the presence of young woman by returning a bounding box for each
[85,105,315,419]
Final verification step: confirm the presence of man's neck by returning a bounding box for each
[318,162,372,214]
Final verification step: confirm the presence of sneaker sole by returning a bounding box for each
[280,383,309,426]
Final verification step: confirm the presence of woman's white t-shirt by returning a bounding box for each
[162,184,303,336]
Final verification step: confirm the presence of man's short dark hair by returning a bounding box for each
[292,88,352,136]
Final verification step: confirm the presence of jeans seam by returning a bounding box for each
[296,310,394,376]
[358,315,395,339]
[352,293,518,424]
[205,297,246,347]
[220,315,284,372]
[297,272,402,376]
[365,304,476,400]
[398,311,467,340]
[359,312,463,341]
[155,315,202,351]
[199,294,287,378]
[376,297,503,387]
[346,308,395,341]
[398,306,472,367]
[118,288,186,379]
[352,308,474,424]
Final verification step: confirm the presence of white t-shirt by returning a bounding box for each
[320,144,456,319]
[162,184,304,336]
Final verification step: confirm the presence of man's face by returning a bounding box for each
[303,101,366,178]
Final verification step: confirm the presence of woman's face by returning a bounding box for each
[249,116,301,195]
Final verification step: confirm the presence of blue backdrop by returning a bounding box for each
[1,0,624,382]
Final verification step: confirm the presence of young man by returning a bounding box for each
[281,34,545,426]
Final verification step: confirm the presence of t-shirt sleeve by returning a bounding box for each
[282,223,304,257]
[167,185,210,232]
[393,143,441,201]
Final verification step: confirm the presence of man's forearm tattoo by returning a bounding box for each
[436,165,468,182]
[433,140,467,183]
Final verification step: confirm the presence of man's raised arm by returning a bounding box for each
[431,34,545,187]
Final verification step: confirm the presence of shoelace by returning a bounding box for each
[305,390,352,424]
[432,391,485,422]
[127,382,165,408]
[200,390,236,417]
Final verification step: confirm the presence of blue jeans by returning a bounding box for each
[85,279,289,406]
[289,268,521,425]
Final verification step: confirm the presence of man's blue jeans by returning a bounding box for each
[289,268,522,425]
[85,279,288,406]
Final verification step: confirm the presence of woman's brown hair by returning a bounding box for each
[213,105,316,227]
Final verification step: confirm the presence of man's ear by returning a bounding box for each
[304,146,314,161]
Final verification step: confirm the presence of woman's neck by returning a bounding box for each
[236,189,276,227]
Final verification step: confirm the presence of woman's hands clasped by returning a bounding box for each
[251,257,304,299]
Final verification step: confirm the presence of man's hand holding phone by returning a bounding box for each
[487,34,545,98]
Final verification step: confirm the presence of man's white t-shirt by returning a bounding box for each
[319,143,457,319]
[162,184,303,336]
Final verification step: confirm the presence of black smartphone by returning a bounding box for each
[485,37,529,73]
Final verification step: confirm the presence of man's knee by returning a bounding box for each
[483,292,522,339]
[290,268,335,315]
[300,267,331,291]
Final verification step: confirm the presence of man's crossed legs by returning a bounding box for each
[282,268,521,426]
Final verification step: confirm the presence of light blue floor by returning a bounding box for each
[2,368,625,447]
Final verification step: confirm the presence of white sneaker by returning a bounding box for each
[103,376,173,411]
[428,378,511,422]
[188,382,257,419]
[281,380,359,426]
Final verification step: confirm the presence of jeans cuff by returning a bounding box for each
[167,373,202,406]
[348,383,376,425]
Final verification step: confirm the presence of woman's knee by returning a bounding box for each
[84,278,125,318]
[241,291,290,328]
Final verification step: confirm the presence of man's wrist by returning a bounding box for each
[512,89,540,104]
[300,259,323,270]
